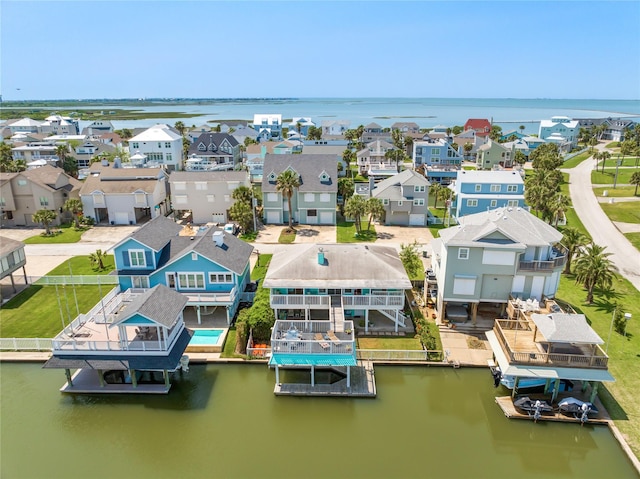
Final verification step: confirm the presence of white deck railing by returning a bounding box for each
[0,338,53,351]
[270,294,331,307]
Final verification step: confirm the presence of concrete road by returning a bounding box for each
[567,149,640,291]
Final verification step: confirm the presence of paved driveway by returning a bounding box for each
[374,224,434,247]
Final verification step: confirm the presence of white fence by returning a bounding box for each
[33,275,119,285]
[0,338,53,351]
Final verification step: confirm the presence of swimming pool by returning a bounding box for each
[187,329,227,353]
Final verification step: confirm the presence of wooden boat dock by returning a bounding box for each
[495,393,609,425]
[274,361,376,397]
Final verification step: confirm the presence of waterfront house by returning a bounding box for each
[129,124,184,171]
[322,120,350,137]
[6,118,42,135]
[0,165,81,227]
[476,139,514,170]
[168,170,251,224]
[412,137,462,185]
[538,116,579,150]
[186,132,242,171]
[286,117,315,136]
[80,162,169,225]
[391,122,420,134]
[370,169,431,226]
[44,284,193,394]
[602,119,635,142]
[262,154,337,225]
[486,298,614,402]
[431,206,566,323]
[464,119,492,138]
[0,236,27,295]
[356,139,396,176]
[112,215,253,325]
[263,243,412,332]
[39,115,80,135]
[451,170,525,219]
[252,114,282,141]
[83,120,114,134]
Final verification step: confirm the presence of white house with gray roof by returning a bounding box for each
[431,206,567,323]
[370,169,431,226]
[129,124,184,171]
[168,170,251,224]
[263,243,412,332]
[262,154,337,225]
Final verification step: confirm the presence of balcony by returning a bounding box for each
[270,292,404,309]
[270,320,355,356]
[518,246,567,272]
[492,319,608,369]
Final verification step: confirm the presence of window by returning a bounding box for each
[507,200,519,207]
[431,148,439,155]
[413,199,425,206]
[174,182,186,190]
[129,250,146,267]
[39,197,49,206]
[381,198,389,205]
[209,273,233,283]
[132,143,139,149]
[475,184,482,192]
[166,153,172,162]
[134,192,146,204]
[206,195,215,203]
[304,193,315,202]
[195,182,207,190]
[397,201,403,206]
[191,253,197,261]
[453,275,476,295]
[320,193,330,203]
[93,193,105,206]
[267,193,278,202]
[490,200,497,207]
[165,142,171,148]
[507,185,518,192]
[157,142,162,149]
[466,199,478,207]
[131,276,149,289]
[308,209,317,217]
[198,143,206,151]
[414,185,426,193]
[178,273,205,289]
[174,195,188,205]
[490,184,501,192]
[458,248,469,260]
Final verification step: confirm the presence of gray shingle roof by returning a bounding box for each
[116,284,188,328]
[262,154,338,193]
[188,132,239,157]
[263,243,412,289]
[531,313,604,344]
[371,170,431,201]
[126,216,183,251]
[0,236,25,257]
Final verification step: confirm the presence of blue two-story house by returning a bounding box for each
[113,215,254,324]
[452,170,526,219]
[412,138,463,185]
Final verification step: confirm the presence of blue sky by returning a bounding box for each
[2,1,639,100]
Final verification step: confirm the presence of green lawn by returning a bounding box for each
[618,157,640,168]
[624,232,640,252]
[605,141,621,149]
[593,186,638,198]
[600,201,640,224]
[556,274,640,458]
[251,254,272,281]
[46,255,115,275]
[336,221,377,243]
[356,337,423,350]
[428,224,445,238]
[591,168,640,185]
[23,224,90,244]
[462,166,477,171]
[278,228,296,244]
[562,151,592,169]
[0,285,110,338]
[220,328,245,359]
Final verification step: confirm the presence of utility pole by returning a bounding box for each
[613,155,622,189]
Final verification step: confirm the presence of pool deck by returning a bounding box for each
[274,361,376,397]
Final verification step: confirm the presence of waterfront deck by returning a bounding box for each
[495,392,609,425]
[59,368,171,394]
[274,361,376,397]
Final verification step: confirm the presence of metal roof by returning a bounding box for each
[268,354,357,366]
[531,313,604,344]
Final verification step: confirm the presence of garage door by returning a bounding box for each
[266,210,280,224]
[409,214,425,226]
[114,212,129,225]
[212,213,225,223]
[319,211,333,224]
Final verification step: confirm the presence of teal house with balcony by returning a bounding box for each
[113,215,253,324]
[452,169,526,219]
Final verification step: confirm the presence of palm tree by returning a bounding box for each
[430,182,443,209]
[0,142,14,172]
[342,149,356,178]
[275,169,300,229]
[365,197,385,230]
[174,121,186,137]
[463,142,473,160]
[550,193,571,227]
[514,150,527,166]
[561,227,588,274]
[32,209,57,236]
[574,243,618,304]
[630,171,640,196]
[599,151,611,173]
[55,144,69,164]
[63,198,84,228]
[89,249,106,270]
[232,185,252,205]
[519,125,526,136]
[344,194,366,235]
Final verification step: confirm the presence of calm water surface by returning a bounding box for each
[1,364,637,479]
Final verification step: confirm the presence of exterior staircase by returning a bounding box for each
[378,309,407,327]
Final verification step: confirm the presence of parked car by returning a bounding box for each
[224,223,239,235]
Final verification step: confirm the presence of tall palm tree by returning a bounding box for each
[63,198,84,228]
[630,171,640,196]
[599,151,611,173]
[430,182,443,209]
[342,149,356,178]
[174,121,186,137]
[561,227,588,274]
[32,209,57,236]
[365,197,385,230]
[344,194,366,234]
[519,125,526,136]
[55,144,69,164]
[550,193,571,227]
[574,244,617,304]
[275,169,300,228]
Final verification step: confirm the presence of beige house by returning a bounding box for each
[0,165,81,227]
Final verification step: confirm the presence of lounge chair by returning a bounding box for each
[327,331,340,344]
[315,333,330,350]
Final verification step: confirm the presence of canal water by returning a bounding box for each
[1,363,637,479]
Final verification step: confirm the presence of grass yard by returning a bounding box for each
[220,328,245,359]
[605,141,621,149]
[600,201,640,224]
[556,274,640,458]
[46,255,115,275]
[356,336,423,350]
[23,224,90,244]
[617,157,640,168]
[336,220,377,243]
[278,228,296,244]
[428,223,446,238]
[251,254,272,281]
[562,151,592,169]
[624,232,640,251]
[593,186,638,198]
[591,168,640,185]
[0,285,110,338]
